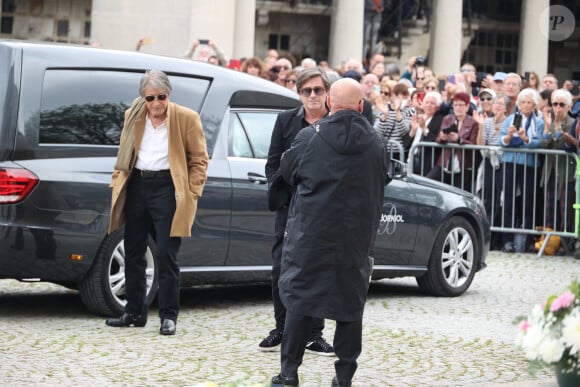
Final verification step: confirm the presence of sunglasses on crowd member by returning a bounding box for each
[285,79,297,85]
[300,87,325,97]
[380,91,391,96]
[480,97,493,101]
[425,86,437,91]
[144,94,167,102]
[552,102,567,108]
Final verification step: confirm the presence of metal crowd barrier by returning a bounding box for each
[403,141,579,257]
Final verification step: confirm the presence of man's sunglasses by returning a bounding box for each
[144,94,168,102]
[300,87,325,97]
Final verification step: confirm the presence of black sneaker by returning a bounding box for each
[305,336,335,356]
[259,330,283,352]
[271,373,299,387]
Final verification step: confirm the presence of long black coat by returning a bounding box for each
[279,109,387,322]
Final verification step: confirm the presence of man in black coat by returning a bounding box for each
[270,78,388,387]
[261,68,334,355]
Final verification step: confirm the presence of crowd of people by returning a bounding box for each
[132,39,580,385]
[183,39,580,257]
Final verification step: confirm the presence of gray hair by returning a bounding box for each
[139,69,172,97]
[551,88,573,106]
[494,93,511,111]
[516,88,539,107]
[296,67,330,93]
[504,72,522,87]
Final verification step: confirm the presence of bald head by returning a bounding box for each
[327,78,363,113]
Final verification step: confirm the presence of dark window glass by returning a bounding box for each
[1,0,15,12]
[268,34,278,49]
[504,51,512,64]
[1,16,13,34]
[57,20,69,37]
[84,21,91,38]
[40,70,208,146]
[280,35,290,50]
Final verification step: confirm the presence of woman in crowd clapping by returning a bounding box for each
[426,92,479,192]
[499,88,543,252]
[476,93,510,248]
[539,88,576,234]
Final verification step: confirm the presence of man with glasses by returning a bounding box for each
[271,76,387,387]
[106,70,209,335]
[262,67,335,356]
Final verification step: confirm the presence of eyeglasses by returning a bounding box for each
[416,77,424,81]
[285,79,297,85]
[380,91,391,96]
[425,86,437,91]
[480,97,492,101]
[144,94,167,102]
[300,87,325,97]
[453,102,467,108]
[553,102,567,108]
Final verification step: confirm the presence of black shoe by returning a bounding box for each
[305,336,335,357]
[160,319,176,335]
[271,373,299,387]
[259,330,283,352]
[331,377,352,387]
[105,312,147,327]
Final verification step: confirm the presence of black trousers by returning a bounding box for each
[271,207,323,339]
[281,311,362,381]
[124,171,181,321]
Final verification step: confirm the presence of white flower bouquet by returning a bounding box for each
[516,280,580,375]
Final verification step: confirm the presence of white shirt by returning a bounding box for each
[134,115,170,171]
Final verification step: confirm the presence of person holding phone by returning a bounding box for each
[426,92,479,192]
[499,88,543,253]
[184,38,227,66]
[373,83,414,160]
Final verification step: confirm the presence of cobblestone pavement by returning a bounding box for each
[0,251,578,386]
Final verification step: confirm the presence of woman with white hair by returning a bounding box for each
[407,90,445,175]
[499,88,544,252]
[539,88,576,237]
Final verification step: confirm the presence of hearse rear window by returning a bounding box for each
[39,70,207,145]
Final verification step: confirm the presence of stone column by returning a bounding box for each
[429,0,463,75]
[328,0,364,69]
[233,0,256,60]
[518,0,549,76]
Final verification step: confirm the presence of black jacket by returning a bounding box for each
[279,109,387,321]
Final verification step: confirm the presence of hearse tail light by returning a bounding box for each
[0,168,39,204]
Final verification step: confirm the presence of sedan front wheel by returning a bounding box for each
[417,216,478,297]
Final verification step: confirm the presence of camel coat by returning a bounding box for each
[108,102,209,237]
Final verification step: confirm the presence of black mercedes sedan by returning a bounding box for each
[0,41,489,316]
